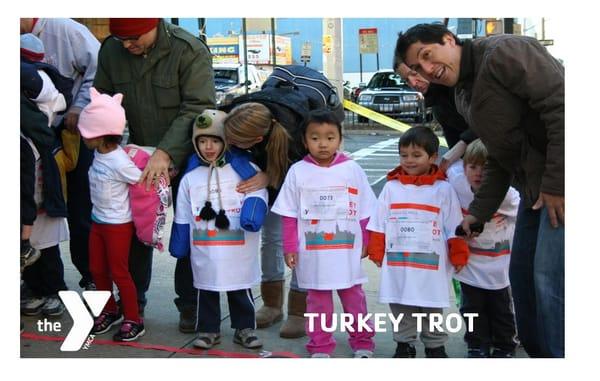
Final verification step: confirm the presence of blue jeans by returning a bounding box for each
[510,204,564,357]
[261,211,302,291]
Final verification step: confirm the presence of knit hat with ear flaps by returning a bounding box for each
[192,109,230,230]
[20,33,45,62]
[192,109,228,164]
[78,88,126,139]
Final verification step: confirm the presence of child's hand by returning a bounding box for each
[370,258,382,268]
[284,252,298,269]
[361,247,368,258]
[454,265,465,273]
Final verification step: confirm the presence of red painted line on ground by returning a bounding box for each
[21,332,301,358]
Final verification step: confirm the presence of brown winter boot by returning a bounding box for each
[256,280,284,328]
[279,289,307,338]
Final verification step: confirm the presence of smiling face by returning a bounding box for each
[399,143,437,176]
[397,62,430,94]
[403,34,462,87]
[197,136,225,163]
[304,122,342,166]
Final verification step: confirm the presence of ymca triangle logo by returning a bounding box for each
[58,291,110,352]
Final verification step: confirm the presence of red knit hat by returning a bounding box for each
[109,18,160,38]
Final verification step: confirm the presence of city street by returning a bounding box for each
[20,129,525,359]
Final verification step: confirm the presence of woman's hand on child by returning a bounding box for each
[454,265,465,273]
[140,149,172,191]
[284,252,298,269]
[236,172,269,194]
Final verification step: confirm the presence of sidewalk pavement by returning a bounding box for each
[20,207,527,359]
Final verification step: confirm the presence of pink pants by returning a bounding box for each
[306,284,375,355]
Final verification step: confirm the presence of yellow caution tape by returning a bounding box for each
[343,99,448,148]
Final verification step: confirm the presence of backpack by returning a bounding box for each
[221,87,309,164]
[124,145,172,251]
[262,65,345,123]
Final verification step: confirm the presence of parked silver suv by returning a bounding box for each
[356,70,430,123]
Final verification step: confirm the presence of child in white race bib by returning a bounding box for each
[170,110,268,350]
[446,139,519,357]
[272,110,377,358]
[367,126,469,358]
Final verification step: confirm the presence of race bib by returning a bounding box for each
[191,180,242,218]
[300,186,349,220]
[386,218,434,253]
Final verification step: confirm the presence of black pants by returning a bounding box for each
[460,282,517,352]
[125,170,197,311]
[170,172,196,312]
[22,245,68,297]
[66,136,94,288]
[21,137,37,227]
[196,289,256,333]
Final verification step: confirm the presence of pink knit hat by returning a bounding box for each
[78,88,126,139]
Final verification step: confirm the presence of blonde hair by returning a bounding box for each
[224,102,291,188]
[463,139,488,167]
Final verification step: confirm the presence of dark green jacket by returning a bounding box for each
[94,20,216,168]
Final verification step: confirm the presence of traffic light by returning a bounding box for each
[486,19,503,36]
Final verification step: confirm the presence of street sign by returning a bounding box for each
[323,34,332,54]
[359,28,378,54]
[301,41,312,61]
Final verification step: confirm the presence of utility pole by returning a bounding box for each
[197,18,206,42]
[322,18,344,135]
[271,18,277,67]
[322,18,344,110]
[242,18,249,95]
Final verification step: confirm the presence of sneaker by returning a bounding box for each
[91,312,123,335]
[233,328,263,349]
[491,348,515,358]
[354,349,374,358]
[21,296,47,316]
[311,353,331,358]
[178,308,197,333]
[20,244,41,272]
[425,346,449,358]
[42,296,65,317]
[193,333,221,349]
[113,320,145,342]
[393,342,416,358]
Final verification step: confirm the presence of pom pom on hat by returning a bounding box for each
[215,209,230,229]
[110,18,160,39]
[78,88,126,139]
[199,201,217,221]
[20,33,45,62]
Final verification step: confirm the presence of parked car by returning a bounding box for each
[356,70,431,123]
[213,63,265,106]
